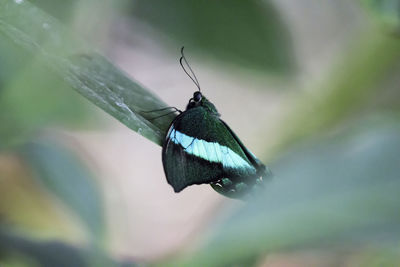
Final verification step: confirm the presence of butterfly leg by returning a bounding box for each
[146,110,180,121]
[140,107,182,114]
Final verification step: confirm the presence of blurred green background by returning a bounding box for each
[1,0,400,266]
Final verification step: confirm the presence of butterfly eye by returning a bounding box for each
[193,91,202,102]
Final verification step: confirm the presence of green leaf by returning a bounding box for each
[0,229,89,267]
[131,0,295,74]
[0,44,94,147]
[29,0,79,23]
[362,0,400,32]
[0,0,174,146]
[170,122,400,266]
[0,35,32,86]
[64,54,174,145]
[21,139,104,240]
[0,228,138,267]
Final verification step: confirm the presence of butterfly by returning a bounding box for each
[160,47,271,199]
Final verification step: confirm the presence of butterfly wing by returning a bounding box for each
[162,106,268,197]
[210,120,272,198]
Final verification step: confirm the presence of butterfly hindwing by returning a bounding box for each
[162,105,262,196]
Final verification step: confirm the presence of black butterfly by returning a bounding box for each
[160,47,271,199]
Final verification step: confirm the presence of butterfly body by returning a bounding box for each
[162,91,270,198]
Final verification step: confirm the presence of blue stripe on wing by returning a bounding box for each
[169,126,254,171]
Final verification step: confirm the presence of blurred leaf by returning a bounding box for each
[0,154,88,241]
[0,229,88,267]
[170,122,400,266]
[0,0,174,146]
[0,36,32,87]
[21,139,104,240]
[271,31,400,156]
[28,0,79,23]
[0,49,94,148]
[0,228,138,267]
[131,0,295,74]
[362,0,400,32]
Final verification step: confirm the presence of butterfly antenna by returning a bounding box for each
[180,46,201,91]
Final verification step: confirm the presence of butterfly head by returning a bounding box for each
[193,91,202,102]
[186,91,220,116]
[186,91,202,109]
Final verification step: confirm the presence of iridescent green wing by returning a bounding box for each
[162,106,267,198]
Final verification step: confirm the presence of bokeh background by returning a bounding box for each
[1,0,400,266]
